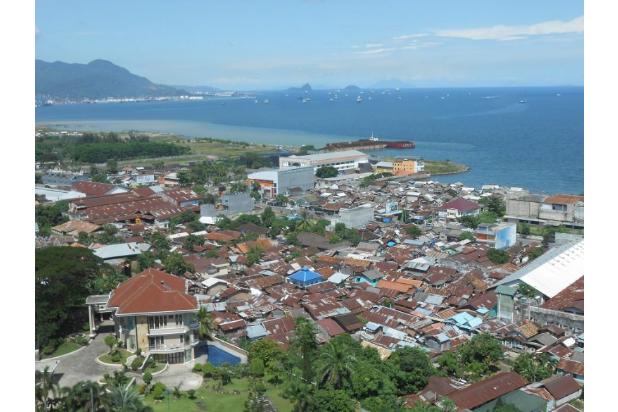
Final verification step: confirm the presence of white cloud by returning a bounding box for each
[434,16,583,41]
[392,33,428,41]
[364,43,383,49]
[354,47,396,55]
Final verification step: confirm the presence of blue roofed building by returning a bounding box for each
[448,312,484,332]
[287,267,323,288]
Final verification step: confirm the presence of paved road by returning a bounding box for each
[36,324,119,388]
[151,364,203,391]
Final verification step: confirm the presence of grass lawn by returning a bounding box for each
[98,349,132,365]
[40,341,82,359]
[143,377,292,412]
[144,362,167,374]
[118,135,278,167]
[423,160,469,175]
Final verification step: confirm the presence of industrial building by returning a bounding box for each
[278,150,369,172]
[247,166,315,198]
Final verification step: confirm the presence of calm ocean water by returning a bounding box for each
[36,87,583,194]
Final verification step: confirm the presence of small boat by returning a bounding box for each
[356,96,363,103]
[263,99,269,104]
[254,99,259,103]
[519,99,528,104]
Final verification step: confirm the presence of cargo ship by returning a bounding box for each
[324,133,415,151]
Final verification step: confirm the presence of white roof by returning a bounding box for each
[201,277,229,288]
[92,242,148,260]
[247,170,278,181]
[494,239,584,298]
[283,150,367,162]
[328,272,350,284]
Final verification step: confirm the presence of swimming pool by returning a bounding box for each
[195,344,242,366]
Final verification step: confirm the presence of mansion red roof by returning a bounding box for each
[107,268,197,315]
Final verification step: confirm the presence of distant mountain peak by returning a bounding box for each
[36,59,187,100]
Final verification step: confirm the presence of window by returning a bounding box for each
[175,314,183,325]
[148,315,168,329]
[149,336,164,349]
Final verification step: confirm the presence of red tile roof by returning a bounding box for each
[448,372,527,410]
[542,276,584,314]
[107,268,197,315]
[544,194,584,205]
[72,181,116,196]
[439,197,481,212]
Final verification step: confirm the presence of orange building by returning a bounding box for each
[393,159,424,176]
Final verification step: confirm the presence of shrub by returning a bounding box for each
[143,371,153,386]
[73,335,89,346]
[192,363,203,373]
[110,351,122,363]
[202,363,217,378]
[151,382,167,400]
[42,344,56,355]
[137,384,147,395]
[131,356,144,371]
[187,389,196,399]
[487,249,510,264]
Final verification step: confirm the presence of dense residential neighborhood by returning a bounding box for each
[34,137,584,412]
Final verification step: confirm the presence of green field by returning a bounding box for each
[118,135,278,167]
[143,378,293,412]
[40,341,82,359]
[423,160,469,175]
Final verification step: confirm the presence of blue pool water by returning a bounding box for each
[197,344,241,366]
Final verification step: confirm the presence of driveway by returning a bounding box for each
[36,323,119,389]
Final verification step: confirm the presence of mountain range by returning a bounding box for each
[35,59,188,100]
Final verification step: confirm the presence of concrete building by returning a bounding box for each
[86,268,200,364]
[392,158,424,176]
[331,204,374,229]
[475,222,517,250]
[506,193,584,228]
[279,150,369,172]
[200,192,255,222]
[247,166,315,198]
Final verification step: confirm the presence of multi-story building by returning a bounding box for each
[88,268,200,364]
[505,192,584,228]
[279,150,369,173]
[247,166,315,198]
[475,222,517,250]
[392,158,424,176]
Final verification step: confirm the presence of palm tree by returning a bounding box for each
[35,366,60,411]
[59,381,104,412]
[103,385,153,412]
[197,307,214,340]
[296,210,312,233]
[317,340,356,390]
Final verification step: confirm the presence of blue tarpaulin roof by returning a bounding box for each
[288,267,323,285]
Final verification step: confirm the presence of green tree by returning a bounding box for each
[459,215,481,229]
[248,338,285,368]
[250,358,266,378]
[518,223,531,236]
[386,347,436,395]
[103,385,152,411]
[245,378,268,412]
[137,251,157,271]
[362,395,406,412]
[459,231,475,242]
[291,317,318,383]
[163,252,194,275]
[310,389,355,412]
[261,207,276,227]
[317,339,356,390]
[106,159,119,174]
[35,201,69,235]
[513,353,556,382]
[104,335,118,354]
[246,246,264,267]
[183,234,205,251]
[315,166,339,178]
[149,231,170,251]
[406,224,422,238]
[437,351,463,378]
[197,307,214,340]
[143,371,153,386]
[36,247,108,349]
[480,195,506,217]
[487,249,510,264]
[275,194,289,206]
[35,366,61,411]
[458,333,503,380]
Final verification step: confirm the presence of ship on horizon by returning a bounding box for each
[324,132,415,151]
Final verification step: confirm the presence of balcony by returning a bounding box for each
[148,340,199,354]
[147,325,190,336]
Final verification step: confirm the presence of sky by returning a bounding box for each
[35,0,584,90]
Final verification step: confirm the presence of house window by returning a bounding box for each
[552,204,567,211]
[175,315,183,325]
[149,336,164,349]
[148,315,168,329]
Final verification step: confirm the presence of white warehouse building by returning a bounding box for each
[279,150,369,173]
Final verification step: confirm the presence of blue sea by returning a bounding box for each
[36,87,583,194]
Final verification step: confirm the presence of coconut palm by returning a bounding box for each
[317,340,356,390]
[59,381,104,412]
[197,307,214,340]
[103,385,153,412]
[35,366,60,411]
